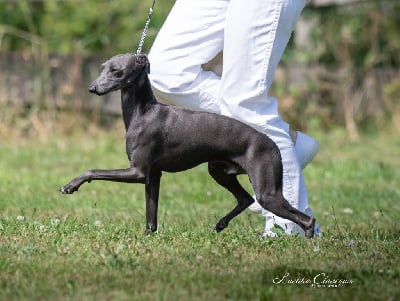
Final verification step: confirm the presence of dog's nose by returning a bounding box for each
[88,82,97,93]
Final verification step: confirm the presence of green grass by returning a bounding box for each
[0,123,399,301]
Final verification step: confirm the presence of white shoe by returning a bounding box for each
[261,223,323,238]
[294,131,319,170]
[248,200,263,214]
[313,221,323,238]
[260,230,278,238]
[259,209,322,238]
[261,226,322,238]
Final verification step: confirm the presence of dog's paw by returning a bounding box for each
[144,228,157,236]
[304,217,316,239]
[59,186,75,194]
[215,220,229,233]
[59,182,79,194]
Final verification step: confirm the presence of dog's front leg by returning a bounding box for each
[144,170,162,235]
[60,166,146,194]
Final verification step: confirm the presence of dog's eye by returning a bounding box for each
[110,68,123,77]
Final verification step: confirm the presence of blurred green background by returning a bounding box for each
[0,0,399,137]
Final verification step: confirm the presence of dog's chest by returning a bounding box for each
[125,124,159,157]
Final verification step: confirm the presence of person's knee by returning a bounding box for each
[148,53,174,93]
[148,47,194,95]
[147,52,189,105]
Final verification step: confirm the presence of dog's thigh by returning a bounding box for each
[208,162,253,207]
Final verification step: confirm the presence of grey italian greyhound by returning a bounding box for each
[60,53,316,238]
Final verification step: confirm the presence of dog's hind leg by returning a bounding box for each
[208,162,254,232]
[145,170,162,235]
[258,192,315,238]
[250,168,315,238]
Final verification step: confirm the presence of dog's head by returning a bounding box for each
[88,53,150,95]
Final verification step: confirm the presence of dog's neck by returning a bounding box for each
[120,72,157,130]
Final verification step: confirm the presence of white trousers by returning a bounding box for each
[149,0,312,235]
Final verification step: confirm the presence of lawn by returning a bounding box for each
[0,115,399,301]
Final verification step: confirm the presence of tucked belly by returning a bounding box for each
[153,155,206,173]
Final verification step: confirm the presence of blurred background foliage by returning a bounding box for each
[0,0,174,54]
[305,4,399,69]
[0,0,399,138]
[1,0,397,66]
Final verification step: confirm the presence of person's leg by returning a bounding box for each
[149,0,319,168]
[219,0,316,235]
[148,0,227,113]
[219,0,307,126]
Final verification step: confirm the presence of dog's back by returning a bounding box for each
[139,102,281,174]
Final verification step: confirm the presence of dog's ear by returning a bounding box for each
[135,54,150,74]
[144,61,150,74]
